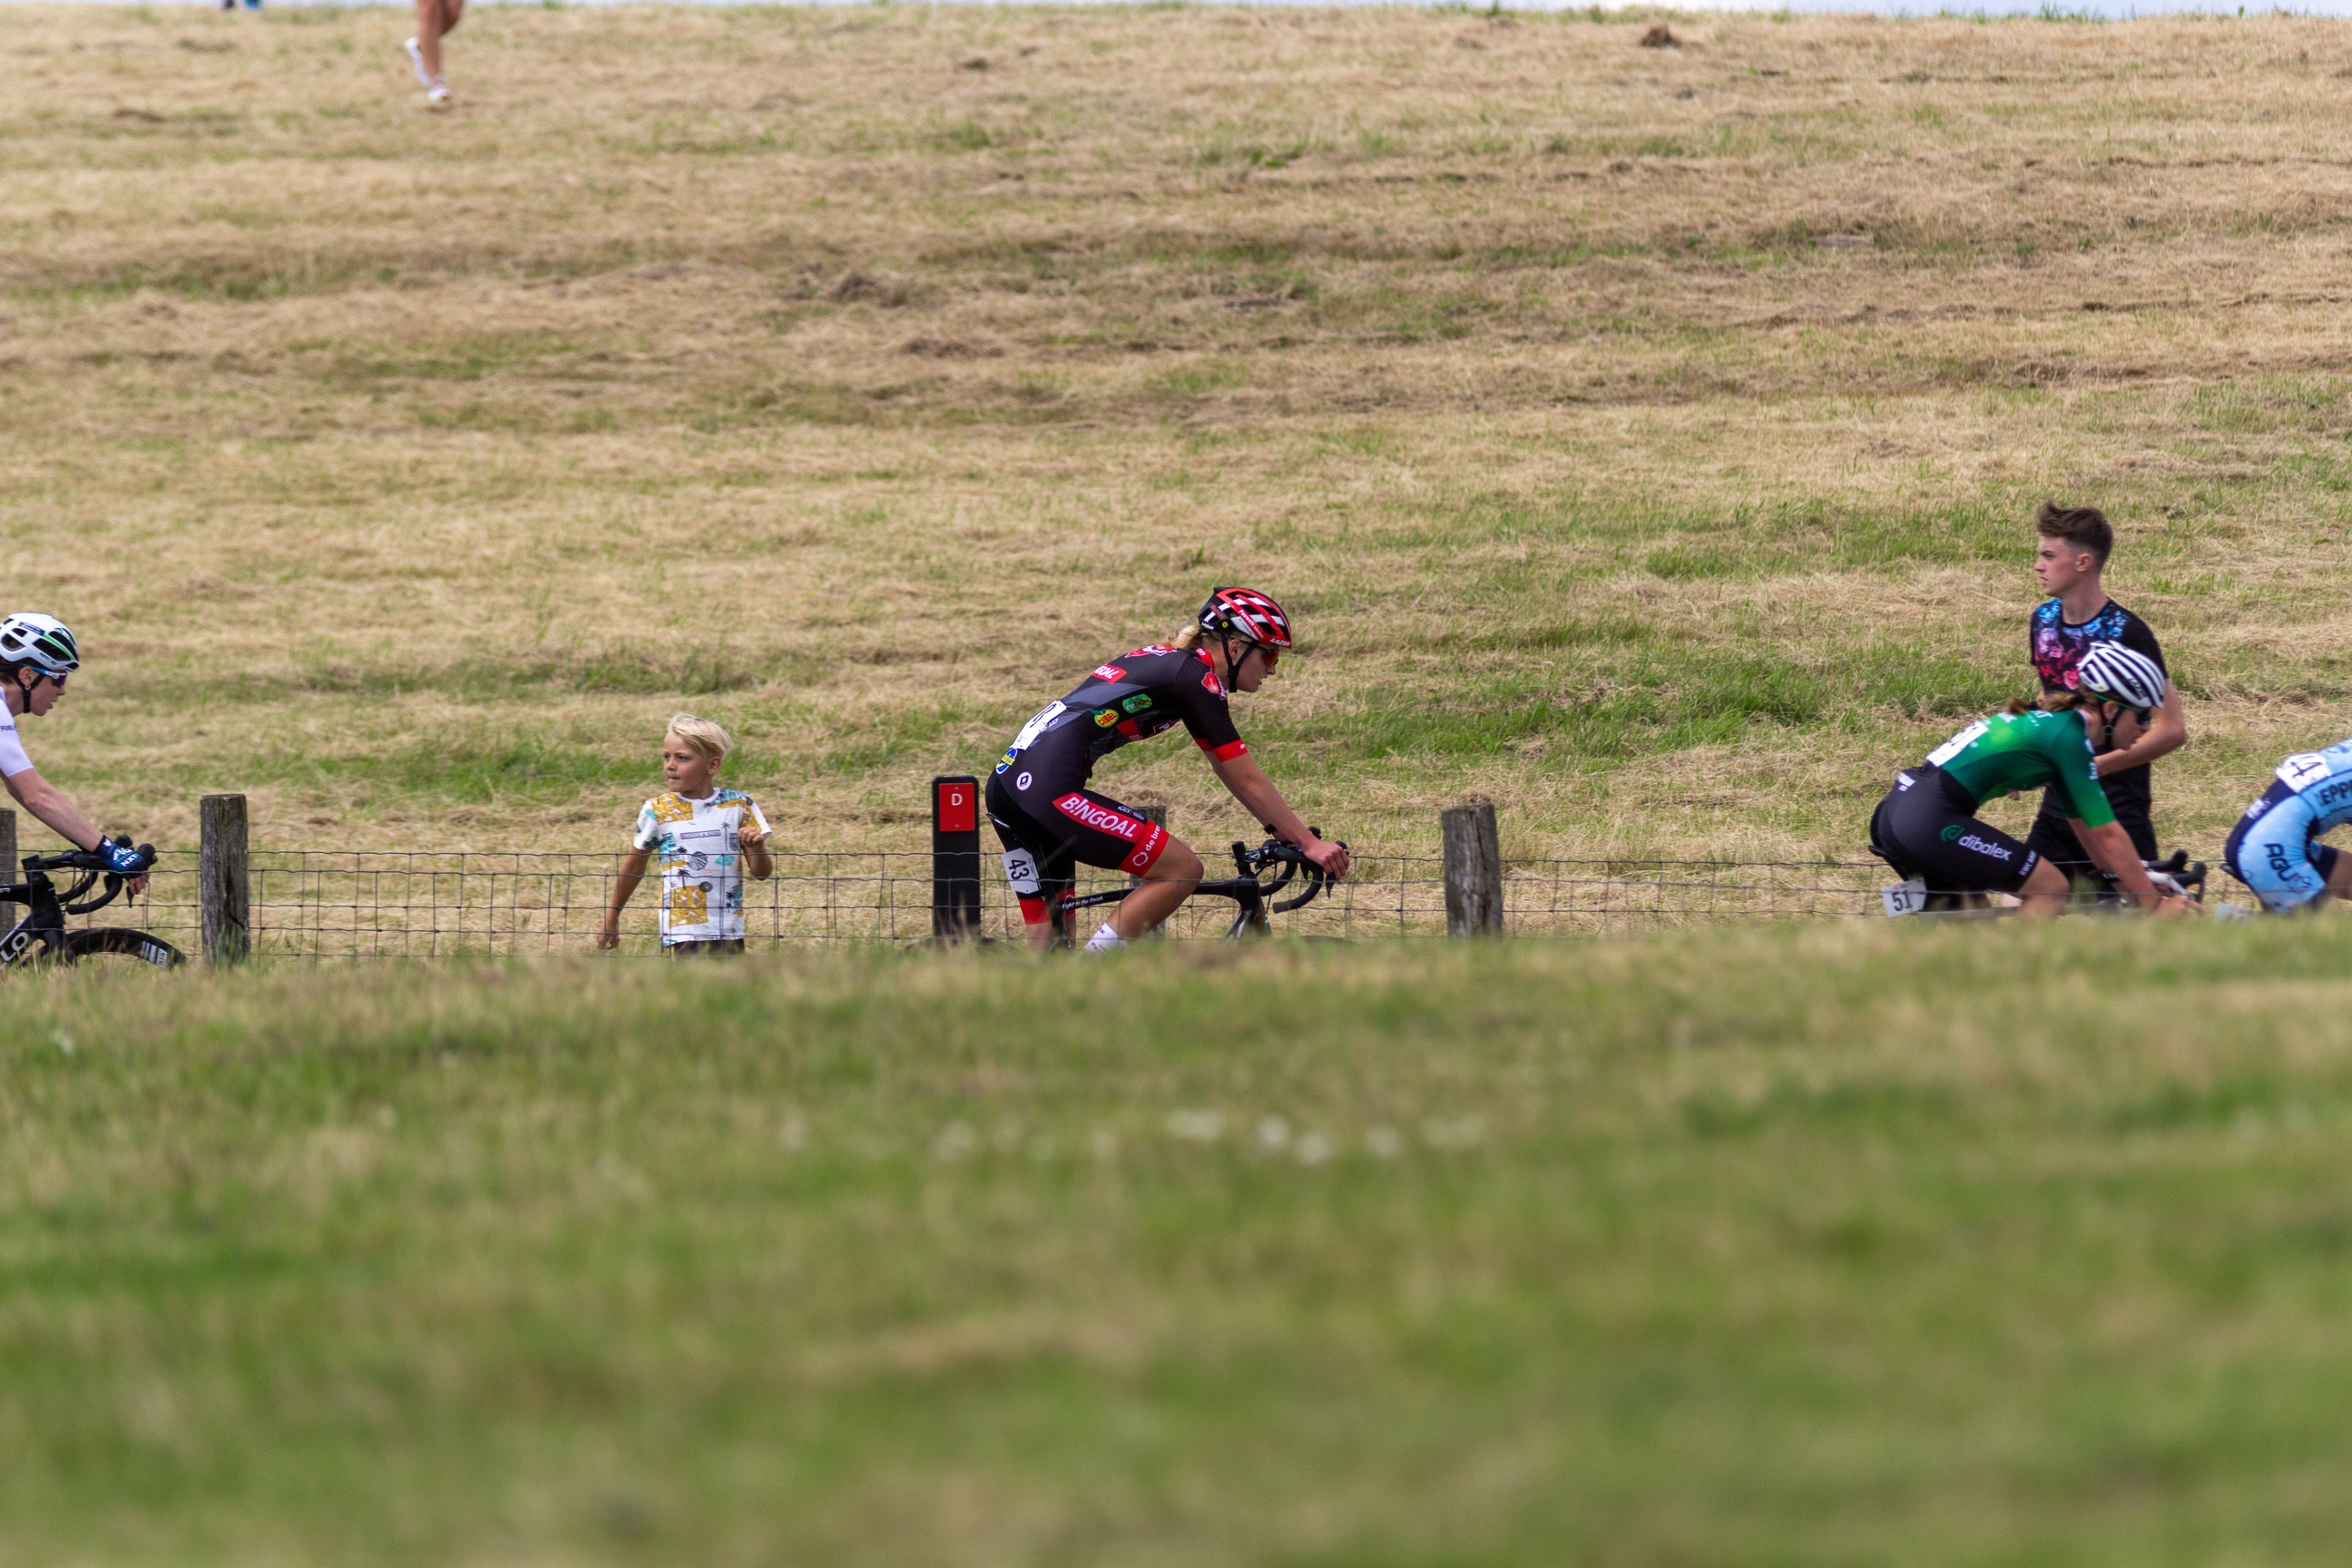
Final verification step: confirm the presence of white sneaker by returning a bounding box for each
[403,37,431,88]
[426,79,451,106]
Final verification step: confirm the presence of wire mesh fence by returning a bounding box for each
[52,847,2204,958]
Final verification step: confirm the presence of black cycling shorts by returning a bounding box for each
[1869,765,2041,897]
[985,773,1171,929]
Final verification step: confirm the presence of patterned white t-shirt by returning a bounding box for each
[632,788,769,945]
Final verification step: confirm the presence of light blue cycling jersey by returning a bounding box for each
[2223,740,2352,911]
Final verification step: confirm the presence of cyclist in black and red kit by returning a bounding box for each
[987,587,1348,951]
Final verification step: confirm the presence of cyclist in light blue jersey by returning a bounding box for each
[2222,741,2352,912]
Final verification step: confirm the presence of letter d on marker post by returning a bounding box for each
[931,776,981,942]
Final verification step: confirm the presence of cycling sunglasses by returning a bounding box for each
[2087,693,2151,725]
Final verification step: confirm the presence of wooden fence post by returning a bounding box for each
[1441,801,1504,938]
[0,808,15,877]
[200,793,250,966]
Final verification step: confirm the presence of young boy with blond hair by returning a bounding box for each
[597,714,773,956]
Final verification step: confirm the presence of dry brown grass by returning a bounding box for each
[7,2,2352,864]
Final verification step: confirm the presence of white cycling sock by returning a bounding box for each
[1083,922,1126,953]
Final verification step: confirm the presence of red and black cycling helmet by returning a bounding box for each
[1197,587,1294,651]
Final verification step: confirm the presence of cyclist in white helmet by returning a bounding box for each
[1868,642,2189,917]
[0,613,150,891]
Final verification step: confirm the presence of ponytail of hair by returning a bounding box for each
[2006,690,2087,717]
[1170,625,1204,651]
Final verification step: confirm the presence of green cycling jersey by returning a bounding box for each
[1922,708,2114,829]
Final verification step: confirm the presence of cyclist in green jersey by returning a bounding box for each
[1869,675,2190,917]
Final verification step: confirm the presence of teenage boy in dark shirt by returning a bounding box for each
[2024,501,2189,883]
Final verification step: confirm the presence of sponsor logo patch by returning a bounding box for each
[1956,834,2014,861]
[1201,671,1225,698]
[1122,694,1152,713]
[1940,824,1964,841]
[1093,663,1128,682]
[1055,793,1144,839]
[1016,771,1033,791]
[1094,709,1120,727]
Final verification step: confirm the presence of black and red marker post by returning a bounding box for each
[931,775,982,942]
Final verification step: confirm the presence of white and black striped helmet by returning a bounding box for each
[2076,643,2167,717]
[0,612,79,678]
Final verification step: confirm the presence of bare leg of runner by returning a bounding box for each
[413,0,464,97]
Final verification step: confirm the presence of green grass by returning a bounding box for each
[12,925,2352,1563]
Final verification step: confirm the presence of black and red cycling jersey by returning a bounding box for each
[985,643,1251,930]
[992,643,1247,794]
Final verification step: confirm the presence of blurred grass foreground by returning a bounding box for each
[9,925,2352,1563]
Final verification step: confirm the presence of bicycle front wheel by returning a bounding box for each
[59,927,187,969]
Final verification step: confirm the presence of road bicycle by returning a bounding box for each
[1055,833,1346,944]
[1878,848,2208,918]
[0,839,185,968]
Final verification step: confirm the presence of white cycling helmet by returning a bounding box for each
[0,612,79,679]
[2076,643,2167,718]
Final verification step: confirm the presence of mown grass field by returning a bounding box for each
[14,9,2352,1563]
[8,2,2352,863]
[5,926,2352,1563]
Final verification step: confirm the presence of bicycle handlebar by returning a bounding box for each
[17,838,157,917]
[1232,841,1345,912]
[1059,830,1348,926]
[1219,831,1347,915]
[22,838,158,877]
[2144,849,2208,901]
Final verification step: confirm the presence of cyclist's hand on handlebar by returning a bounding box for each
[2151,894,2195,919]
[98,838,153,895]
[1302,837,1348,880]
[101,839,148,877]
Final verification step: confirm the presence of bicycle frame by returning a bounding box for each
[0,867,100,965]
[1057,837,1338,943]
[1877,850,2209,918]
[0,845,167,968]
